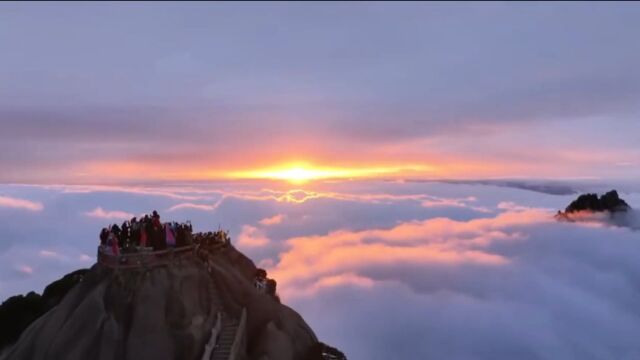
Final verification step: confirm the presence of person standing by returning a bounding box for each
[165,223,176,248]
[151,211,166,250]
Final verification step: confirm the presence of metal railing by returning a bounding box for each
[97,236,231,269]
[201,312,223,360]
[97,245,196,269]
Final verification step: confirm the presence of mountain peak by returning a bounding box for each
[562,190,631,214]
[1,218,346,360]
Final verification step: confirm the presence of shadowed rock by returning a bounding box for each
[303,342,347,360]
[555,190,637,231]
[0,269,89,352]
[563,190,630,214]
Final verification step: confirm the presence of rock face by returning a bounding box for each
[0,269,88,351]
[2,243,340,360]
[562,190,631,214]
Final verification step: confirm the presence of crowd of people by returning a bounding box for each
[99,211,193,256]
[193,230,230,247]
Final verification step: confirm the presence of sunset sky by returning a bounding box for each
[2,3,640,359]
[1,2,640,184]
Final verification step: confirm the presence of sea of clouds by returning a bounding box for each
[0,180,639,359]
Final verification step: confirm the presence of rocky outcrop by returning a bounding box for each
[563,190,630,214]
[555,190,637,230]
[0,269,88,351]
[557,190,631,218]
[1,242,344,360]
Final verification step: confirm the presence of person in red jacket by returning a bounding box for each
[108,229,120,256]
[140,226,148,248]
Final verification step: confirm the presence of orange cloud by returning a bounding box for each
[556,210,611,228]
[269,208,553,298]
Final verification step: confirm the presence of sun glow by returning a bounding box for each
[263,167,328,184]
[227,163,431,184]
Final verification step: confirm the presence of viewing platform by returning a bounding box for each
[97,239,228,270]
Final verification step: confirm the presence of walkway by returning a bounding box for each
[211,313,240,360]
[97,245,196,269]
[198,248,245,360]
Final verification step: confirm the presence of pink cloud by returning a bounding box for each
[32,184,500,216]
[196,188,450,207]
[270,208,553,298]
[42,184,214,201]
[84,207,134,220]
[236,225,270,248]
[38,250,60,258]
[167,202,218,212]
[79,254,93,262]
[259,214,286,226]
[421,195,491,213]
[497,201,555,212]
[258,258,275,268]
[0,195,43,211]
[555,210,612,228]
[16,265,34,275]
[287,273,376,298]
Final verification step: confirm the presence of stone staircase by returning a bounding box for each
[206,270,223,313]
[200,253,242,360]
[211,314,240,360]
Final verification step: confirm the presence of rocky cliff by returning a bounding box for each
[1,240,345,360]
[0,269,88,351]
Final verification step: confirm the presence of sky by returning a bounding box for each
[2,3,640,359]
[1,2,640,183]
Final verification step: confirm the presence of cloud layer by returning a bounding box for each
[0,181,639,359]
[273,207,640,359]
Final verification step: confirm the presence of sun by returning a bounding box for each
[271,167,319,184]
[237,165,342,184]
[227,162,432,184]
